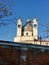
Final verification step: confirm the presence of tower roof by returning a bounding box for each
[18,17,22,21]
[33,16,38,23]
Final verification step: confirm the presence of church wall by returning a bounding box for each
[33,27,38,39]
[17,29,22,36]
[41,41,49,46]
[21,36,34,41]
[14,36,34,42]
[24,31,33,36]
[14,37,22,42]
[14,36,49,46]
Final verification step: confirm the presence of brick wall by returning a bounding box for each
[0,46,49,65]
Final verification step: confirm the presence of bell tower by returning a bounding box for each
[17,17,22,36]
[33,17,38,40]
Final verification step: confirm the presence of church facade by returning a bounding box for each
[14,17,38,43]
[14,17,49,46]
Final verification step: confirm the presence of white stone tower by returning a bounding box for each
[33,17,38,40]
[17,17,22,36]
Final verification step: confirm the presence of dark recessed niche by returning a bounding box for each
[34,24,37,27]
[18,25,21,27]
[26,33,28,35]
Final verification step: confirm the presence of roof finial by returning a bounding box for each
[34,16,36,19]
[27,17,31,23]
[18,17,21,20]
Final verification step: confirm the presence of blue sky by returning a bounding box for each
[0,0,49,41]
